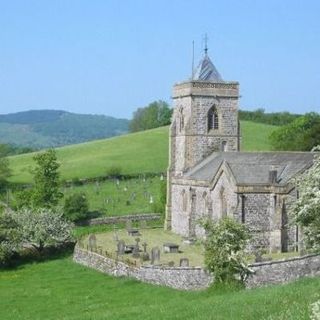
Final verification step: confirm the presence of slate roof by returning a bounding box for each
[185,152,314,186]
[193,54,223,81]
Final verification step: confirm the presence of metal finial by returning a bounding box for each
[204,33,208,55]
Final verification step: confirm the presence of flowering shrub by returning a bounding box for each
[201,217,252,283]
[292,146,320,251]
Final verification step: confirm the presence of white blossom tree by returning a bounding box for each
[13,208,73,253]
[292,146,320,250]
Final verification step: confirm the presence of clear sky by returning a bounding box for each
[1,0,320,119]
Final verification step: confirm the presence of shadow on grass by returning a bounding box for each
[1,242,76,271]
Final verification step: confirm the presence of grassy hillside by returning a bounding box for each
[8,121,277,184]
[0,110,129,148]
[0,256,319,319]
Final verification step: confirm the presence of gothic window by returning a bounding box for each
[208,106,219,131]
[181,189,187,212]
[220,187,227,217]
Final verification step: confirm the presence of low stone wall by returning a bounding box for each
[73,245,320,290]
[76,213,161,226]
[246,253,320,288]
[73,246,213,290]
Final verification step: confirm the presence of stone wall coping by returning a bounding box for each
[248,253,320,267]
[76,213,161,226]
[141,265,205,271]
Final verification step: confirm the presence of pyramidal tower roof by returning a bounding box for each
[192,44,223,81]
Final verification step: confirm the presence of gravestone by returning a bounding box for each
[88,234,97,252]
[151,247,160,264]
[163,243,179,253]
[179,258,189,267]
[149,195,154,204]
[113,226,119,241]
[132,238,140,258]
[160,174,164,181]
[117,240,125,256]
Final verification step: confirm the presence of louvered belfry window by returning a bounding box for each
[208,106,219,130]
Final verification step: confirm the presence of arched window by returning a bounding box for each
[208,106,219,131]
[220,187,227,217]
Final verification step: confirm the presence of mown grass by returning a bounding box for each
[0,256,319,320]
[8,121,277,184]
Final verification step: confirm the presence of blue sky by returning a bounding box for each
[0,0,319,119]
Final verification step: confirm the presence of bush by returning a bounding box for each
[106,166,122,178]
[152,179,167,215]
[201,217,251,284]
[63,193,89,222]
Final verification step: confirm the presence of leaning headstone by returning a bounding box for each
[179,258,189,267]
[151,246,160,264]
[88,234,97,252]
[117,240,125,256]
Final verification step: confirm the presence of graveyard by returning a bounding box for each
[63,176,163,217]
[81,227,204,267]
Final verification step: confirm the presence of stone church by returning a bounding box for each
[165,48,314,253]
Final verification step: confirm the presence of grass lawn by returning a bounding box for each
[0,255,319,320]
[8,121,277,184]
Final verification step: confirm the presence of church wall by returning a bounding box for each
[171,183,209,237]
[241,193,271,250]
[209,171,238,221]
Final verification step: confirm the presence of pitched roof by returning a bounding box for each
[192,54,223,81]
[185,152,314,186]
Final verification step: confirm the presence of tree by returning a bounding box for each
[129,100,172,132]
[201,217,251,283]
[63,193,89,222]
[0,211,21,266]
[291,146,320,250]
[269,112,320,151]
[16,149,63,209]
[0,145,11,192]
[13,208,73,253]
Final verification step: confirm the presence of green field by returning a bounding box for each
[8,121,277,184]
[0,256,319,320]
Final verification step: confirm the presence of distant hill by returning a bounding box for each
[9,121,278,184]
[0,110,129,148]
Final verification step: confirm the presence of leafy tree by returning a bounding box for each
[31,149,63,208]
[0,211,21,266]
[239,109,299,126]
[129,100,172,132]
[13,208,73,253]
[63,193,89,222]
[0,145,11,192]
[269,112,320,151]
[201,217,251,283]
[152,179,167,215]
[291,146,320,250]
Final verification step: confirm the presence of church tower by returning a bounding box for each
[165,45,240,229]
